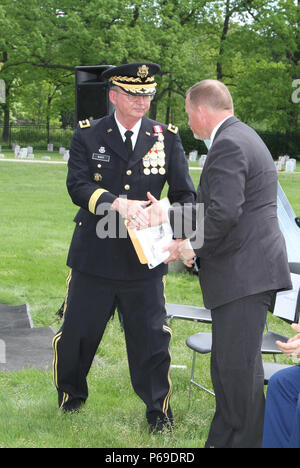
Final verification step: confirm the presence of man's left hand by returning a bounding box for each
[178,239,196,267]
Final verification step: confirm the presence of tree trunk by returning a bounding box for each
[2,86,10,143]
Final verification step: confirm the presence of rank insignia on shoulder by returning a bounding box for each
[167,123,178,134]
[79,119,91,129]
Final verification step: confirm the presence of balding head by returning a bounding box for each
[187,79,234,113]
[185,79,234,140]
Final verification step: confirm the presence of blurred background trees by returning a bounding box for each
[0,0,300,156]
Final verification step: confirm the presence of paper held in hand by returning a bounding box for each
[273,273,300,323]
[126,198,173,269]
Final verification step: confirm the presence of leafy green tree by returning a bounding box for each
[1,0,300,147]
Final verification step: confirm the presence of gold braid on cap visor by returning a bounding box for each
[112,81,157,94]
[110,75,155,83]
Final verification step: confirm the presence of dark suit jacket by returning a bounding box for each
[189,116,292,309]
[66,114,196,281]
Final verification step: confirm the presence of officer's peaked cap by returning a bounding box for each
[102,62,161,96]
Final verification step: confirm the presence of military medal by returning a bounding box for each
[142,126,166,176]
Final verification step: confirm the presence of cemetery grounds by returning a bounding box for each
[0,156,299,448]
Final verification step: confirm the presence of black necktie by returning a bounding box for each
[124,130,133,156]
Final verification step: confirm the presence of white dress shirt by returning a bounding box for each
[114,112,142,151]
[205,115,233,150]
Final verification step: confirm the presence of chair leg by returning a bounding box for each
[188,351,215,408]
[188,351,197,408]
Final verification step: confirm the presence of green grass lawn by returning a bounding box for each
[0,160,299,448]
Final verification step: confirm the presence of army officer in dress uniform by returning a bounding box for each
[52,62,196,432]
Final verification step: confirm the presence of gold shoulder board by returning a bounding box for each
[168,123,178,134]
[79,119,91,129]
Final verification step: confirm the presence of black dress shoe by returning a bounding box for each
[147,408,174,433]
[60,398,84,413]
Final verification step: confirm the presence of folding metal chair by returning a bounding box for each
[166,303,211,369]
[185,330,291,404]
[186,262,300,405]
[166,303,211,326]
[264,262,300,360]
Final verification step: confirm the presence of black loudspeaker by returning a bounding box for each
[75,65,115,121]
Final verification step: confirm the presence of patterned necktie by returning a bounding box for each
[124,130,133,156]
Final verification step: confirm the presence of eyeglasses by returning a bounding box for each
[115,90,154,102]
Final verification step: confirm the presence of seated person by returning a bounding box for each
[263,323,300,448]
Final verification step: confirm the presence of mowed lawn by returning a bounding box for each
[0,159,299,448]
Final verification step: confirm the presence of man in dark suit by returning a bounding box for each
[148,79,292,447]
[52,62,196,432]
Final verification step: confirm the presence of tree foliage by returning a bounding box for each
[0,0,300,143]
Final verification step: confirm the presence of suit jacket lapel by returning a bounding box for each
[199,116,239,190]
[202,116,239,169]
[212,115,239,144]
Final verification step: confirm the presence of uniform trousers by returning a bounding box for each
[263,365,300,448]
[52,269,172,425]
[205,290,274,448]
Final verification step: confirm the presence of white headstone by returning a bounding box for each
[14,145,20,157]
[198,154,207,168]
[285,159,296,172]
[275,160,283,171]
[189,150,198,162]
[19,148,28,159]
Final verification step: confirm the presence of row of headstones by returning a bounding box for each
[274,155,297,172]
[188,151,207,168]
[189,150,297,173]
[0,144,69,161]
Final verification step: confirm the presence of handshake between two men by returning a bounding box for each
[111,192,198,269]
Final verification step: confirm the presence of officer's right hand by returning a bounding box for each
[111,197,150,229]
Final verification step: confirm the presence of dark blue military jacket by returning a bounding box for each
[66,113,196,280]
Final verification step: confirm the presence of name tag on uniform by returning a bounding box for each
[92,153,111,162]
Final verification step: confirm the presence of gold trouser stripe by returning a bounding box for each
[88,188,108,214]
[62,269,72,318]
[162,325,173,415]
[161,275,172,415]
[52,271,72,389]
[60,392,69,409]
[52,331,62,388]
[162,275,167,305]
